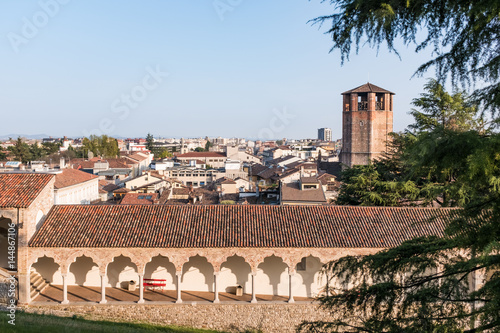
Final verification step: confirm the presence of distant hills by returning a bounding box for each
[0,133,50,140]
[0,134,132,141]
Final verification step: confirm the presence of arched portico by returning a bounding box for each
[22,247,378,305]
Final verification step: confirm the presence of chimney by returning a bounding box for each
[60,157,65,169]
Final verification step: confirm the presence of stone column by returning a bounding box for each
[175,271,182,303]
[18,272,31,305]
[61,274,69,304]
[138,274,144,304]
[99,274,107,304]
[350,93,358,111]
[368,92,376,111]
[288,271,295,304]
[251,272,257,303]
[213,272,220,303]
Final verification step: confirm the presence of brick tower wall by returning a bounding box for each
[340,91,393,167]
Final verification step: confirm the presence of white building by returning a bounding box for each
[318,128,332,142]
[53,169,99,204]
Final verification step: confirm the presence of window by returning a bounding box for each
[138,196,145,199]
[146,195,152,200]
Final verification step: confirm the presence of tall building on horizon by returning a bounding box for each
[340,82,394,167]
[317,128,332,142]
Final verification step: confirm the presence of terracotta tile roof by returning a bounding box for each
[216,177,237,185]
[29,205,453,248]
[342,82,395,95]
[69,158,133,170]
[120,193,159,205]
[54,169,98,189]
[113,187,130,193]
[173,188,190,195]
[317,173,337,182]
[177,152,226,158]
[257,166,283,179]
[0,173,54,208]
[286,161,303,169]
[281,182,326,203]
[278,168,300,180]
[101,183,120,193]
[106,158,134,168]
[249,164,267,175]
[125,154,149,162]
[300,177,320,184]
[317,173,339,188]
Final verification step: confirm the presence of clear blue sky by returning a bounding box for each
[0,0,435,140]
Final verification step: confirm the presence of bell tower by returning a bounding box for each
[340,83,394,167]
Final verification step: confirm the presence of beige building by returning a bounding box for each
[176,152,227,169]
[280,177,327,206]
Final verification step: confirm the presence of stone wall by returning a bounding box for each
[20,303,331,332]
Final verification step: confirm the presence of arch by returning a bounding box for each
[106,255,138,288]
[144,255,176,291]
[295,255,324,298]
[0,217,13,269]
[182,255,214,293]
[31,255,61,284]
[68,255,100,286]
[219,255,252,294]
[256,255,288,296]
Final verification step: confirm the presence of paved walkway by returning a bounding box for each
[33,285,314,304]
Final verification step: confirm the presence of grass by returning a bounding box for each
[0,311,223,333]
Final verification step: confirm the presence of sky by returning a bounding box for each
[0,0,436,140]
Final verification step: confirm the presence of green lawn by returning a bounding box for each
[0,311,223,333]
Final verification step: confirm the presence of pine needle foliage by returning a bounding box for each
[310,0,500,113]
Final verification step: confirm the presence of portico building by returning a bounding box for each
[0,173,453,306]
[23,205,449,305]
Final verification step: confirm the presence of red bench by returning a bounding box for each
[143,278,167,291]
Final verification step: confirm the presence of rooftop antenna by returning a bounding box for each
[367,72,370,83]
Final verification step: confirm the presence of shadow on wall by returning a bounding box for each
[258,255,288,296]
[69,255,99,286]
[31,256,60,283]
[296,256,323,298]
[221,255,251,294]
[107,255,138,288]
[182,255,214,292]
